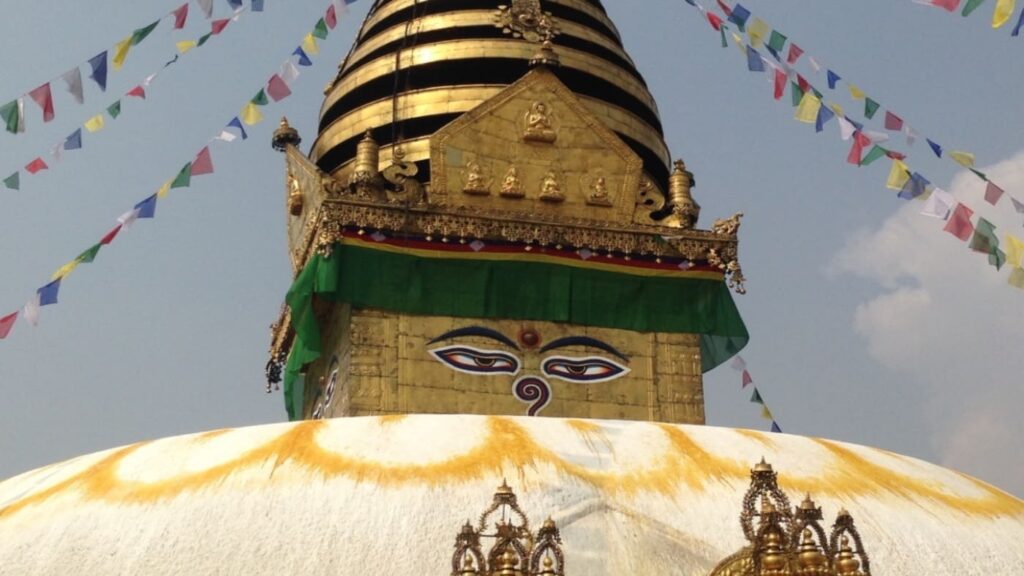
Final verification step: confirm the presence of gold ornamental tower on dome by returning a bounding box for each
[267,0,749,423]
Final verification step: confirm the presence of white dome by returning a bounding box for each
[0,415,1021,575]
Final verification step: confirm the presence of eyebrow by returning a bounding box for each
[428,326,520,350]
[540,336,628,361]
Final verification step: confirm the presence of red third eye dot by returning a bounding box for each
[518,328,541,349]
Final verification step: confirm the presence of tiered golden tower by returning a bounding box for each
[267,0,748,423]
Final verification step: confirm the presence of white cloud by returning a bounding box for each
[831,150,1024,497]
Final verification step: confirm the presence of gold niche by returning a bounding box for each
[450,481,566,576]
[709,460,873,576]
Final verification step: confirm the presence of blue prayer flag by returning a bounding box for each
[252,0,265,10]
[227,116,248,140]
[293,47,313,66]
[37,279,61,306]
[899,172,930,201]
[1014,7,1024,36]
[847,117,864,132]
[729,4,751,31]
[88,51,108,92]
[815,105,835,133]
[770,421,782,433]
[927,139,943,158]
[746,46,765,72]
[64,129,82,151]
[134,194,158,219]
[228,0,243,9]
[827,70,841,90]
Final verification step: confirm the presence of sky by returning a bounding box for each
[1,1,1022,497]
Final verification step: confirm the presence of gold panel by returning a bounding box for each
[429,68,644,224]
[303,308,705,425]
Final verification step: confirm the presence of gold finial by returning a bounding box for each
[350,131,381,188]
[754,457,773,473]
[497,479,513,495]
[664,158,700,228]
[272,116,301,152]
[529,40,561,67]
[835,536,862,575]
[801,494,816,510]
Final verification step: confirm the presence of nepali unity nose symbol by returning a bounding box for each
[513,376,551,416]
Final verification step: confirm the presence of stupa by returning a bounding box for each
[1,1,1022,574]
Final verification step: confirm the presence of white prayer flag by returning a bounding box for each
[61,68,84,104]
[921,187,955,220]
[837,116,856,141]
[23,296,40,327]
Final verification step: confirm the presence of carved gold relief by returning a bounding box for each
[500,166,524,198]
[523,101,558,143]
[538,169,564,202]
[462,157,493,196]
[494,0,561,43]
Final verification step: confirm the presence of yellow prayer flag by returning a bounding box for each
[830,103,844,117]
[241,102,264,126]
[112,36,133,71]
[84,114,105,133]
[747,18,769,48]
[302,33,320,56]
[51,260,80,281]
[886,159,911,191]
[794,92,822,124]
[176,40,198,54]
[993,0,1016,28]
[950,151,975,168]
[156,179,172,199]
[1009,267,1024,290]
[760,405,773,421]
[848,84,865,100]
[1006,234,1024,268]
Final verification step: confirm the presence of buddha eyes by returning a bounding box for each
[429,346,521,375]
[541,356,629,383]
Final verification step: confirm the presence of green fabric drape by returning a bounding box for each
[282,243,749,419]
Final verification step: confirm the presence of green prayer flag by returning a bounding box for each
[719,26,728,48]
[170,162,192,188]
[3,172,19,190]
[861,145,888,166]
[750,389,764,404]
[864,98,880,119]
[767,30,787,53]
[0,100,19,134]
[313,18,329,40]
[990,248,1006,270]
[790,82,804,107]
[107,100,122,119]
[962,0,986,16]
[197,32,212,47]
[76,243,102,264]
[970,169,988,181]
[812,88,823,99]
[970,218,998,254]
[131,21,160,45]
[251,89,269,106]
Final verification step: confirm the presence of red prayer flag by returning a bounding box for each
[847,132,870,165]
[191,146,215,176]
[325,4,337,29]
[984,182,1005,205]
[126,85,146,99]
[741,370,753,388]
[211,18,230,35]
[884,111,904,131]
[796,74,810,94]
[943,203,975,241]
[886,150,907,160]
[716,0,733,16]
[25,157,48,174]
[773,68,786,100]
[267,74,292,102]
[100,224,122,245]
[931,0,960,11]
[0,311,17,339]
[786,44,804,64]
[28,83,55,123]
[706,12,723,31]
[172,3,189,29]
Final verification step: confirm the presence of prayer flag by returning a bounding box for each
[77,243,102,264]
[157,179,172,199]
[922,187,955,219]
[904,125,918,146]
[970,168,988,181]
[864,98,880,119]
[173,3,189,29]
[730,355,747,371]
[837,115,856,141]
[132,21,160,45]
[815,102,835,133]
[985,182,1005,205]
[750,389,764,404]
[1,100,22,133]
[767,30,787,58]
[746,46,765,72]
[1011,196,1024,214]
[706,12,724,31]
[100,224,122,245]
[741,370,753,388]
[1009,267,1024,289]
[28,83,54,123]
[3,172,19,190]
[1015,6,1024,35]
[64,129,82,150]
[944,203,975,241]
[253,0,265,11]
[191,146,215,176]
[293,47,313,66]
[962,0,987,15]
[848,83,865,100]
[885,158,911,190]
[0,312,16,339]
[760,405,773,420]
[747,18,769,47]
[112,36,132,71]
[84,114,105,132]
[729,4,752,31]
[171,162,193,188]
[134,194,158,219]
[251,89,269,106]
[773,68,786,100]
[302,33,320,56]
[796,74,810,93]
[211,18,231,34]
[177,40,198,54]
[971,218,998,253]
[25,158,48,174]
[37,279,61,306]
[860,145,888,166]
[950,151,975,168]
[827,70,840,89]
[932,0,961,10]
[23,297,39,327]
[313,18,329,40]
[1006,234,1024,267]
[899,172,930,200]
[927,139,943,158]
[127,85,146,99]
[794,91,821,123]
[993,0,1015,27]
[228,0,243,8]
[884,111,904,131]
[197,32,213,47]
[227,116,247,139]
[118,207,140,228]
[88,51,108,91]
[790,82,804,107]
[807,56,822,74]
[267,74,293,101]
[241,102,264,125]
[847,132,870,165]
[786,43,803,64]
[770,421,782,433]
[107,100,122,119]
[717,0,733,16]
[197,0,214,18]
[280,61,300,85]
[61,68,84,104]
[52,260,80,281]
[326,4,338,29]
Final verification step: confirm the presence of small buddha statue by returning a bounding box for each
[462,160,489,195]
[500,166,524,198]
[539,171,564,202]
[287,173,303,216]
[523,101,557,143]
[586,175,612,206]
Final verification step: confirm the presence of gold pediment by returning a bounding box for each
[429,67,644,224]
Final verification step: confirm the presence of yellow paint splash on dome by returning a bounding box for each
[377,414,408,427]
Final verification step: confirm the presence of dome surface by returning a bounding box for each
[1,415,1021,575]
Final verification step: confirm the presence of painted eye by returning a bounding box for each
[429,346,520,376]
[541,356,629,383]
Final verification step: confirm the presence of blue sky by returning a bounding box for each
[1,1,1022,496]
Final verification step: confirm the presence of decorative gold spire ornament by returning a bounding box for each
[663,159,700,229]
[271,117,300,152]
